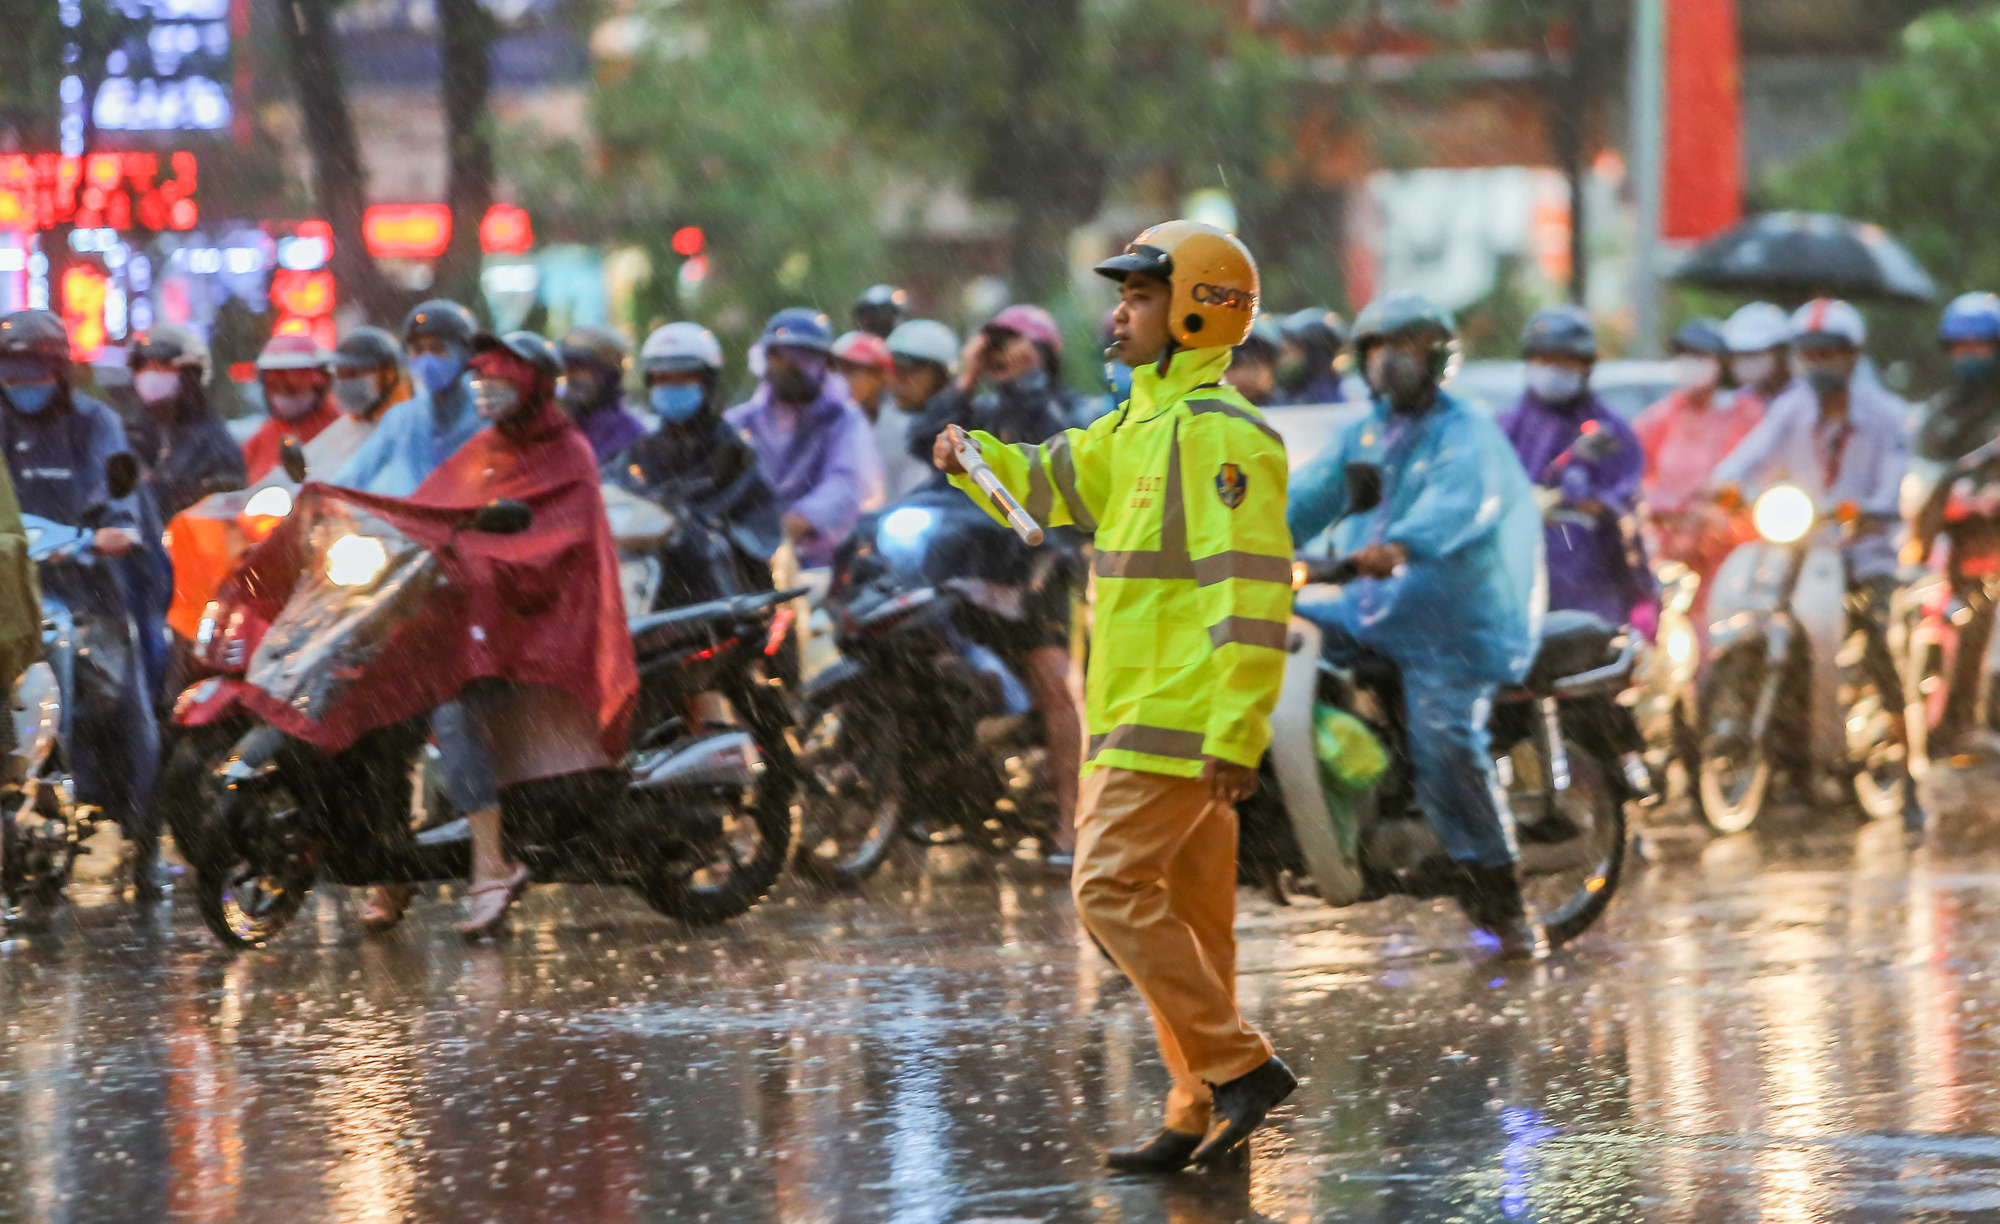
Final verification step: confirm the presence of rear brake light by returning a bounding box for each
[764,605,796,656]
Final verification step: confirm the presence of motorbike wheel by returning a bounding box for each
[1694,649,1773,835]
[1511,737,1626,947]
[194,772,314,949]
[1838,631,1910,820]
[638,736,798,926]
[157,719,249,874]
[791,701,902,890]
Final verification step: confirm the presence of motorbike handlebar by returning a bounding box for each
[1294,556,1362,587]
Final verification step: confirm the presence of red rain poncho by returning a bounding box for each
[229,399,637,758]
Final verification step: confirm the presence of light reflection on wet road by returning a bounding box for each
[4,820,2000,1222]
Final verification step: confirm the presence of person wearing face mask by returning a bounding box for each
[906,304,1081,468]
[1915,293,2000,487]
[1722,301,1794,416]
[833,328,926,503]
[878,321,957,500]
[240,334,340,484]
[1710,299,1914,776]
[1498,306,1654,630]
[604,322,781,606]
[725,308,883,569]
[0,310,164,899]
[1632,319,1765,582]
[1909,292,2000,753]
[1289,292,1544,961]
[124,325,246,520]
[558,325,648,463]
[333,299,485,498]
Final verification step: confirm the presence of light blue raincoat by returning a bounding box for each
[331,377,484,497]
[1287,390,1545,684]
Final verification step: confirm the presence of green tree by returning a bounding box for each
[1776,8,2000,296]
[505,11,883,366]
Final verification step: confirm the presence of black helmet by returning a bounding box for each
[1670,319,1728,356]
[1280,307,1345,351]
[402,299,478,348]
[1521,306,1598,361]
[1351,293,1457,382]
[473,330,562,379]
[0,310,70,370]
[558,324,631,373]
[851,283,908,338]
[333,325,404,373]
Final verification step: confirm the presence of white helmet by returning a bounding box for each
[1722,302,1792,354]
[885,319,959,375]
[1789,297,1867,349]
[128,323,212,382]
[639,322,724,376]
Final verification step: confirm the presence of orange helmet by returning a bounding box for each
[1094,219,1259,349]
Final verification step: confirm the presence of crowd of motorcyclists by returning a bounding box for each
[1,256,1997,947]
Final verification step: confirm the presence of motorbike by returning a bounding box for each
[176,488,806,948]
[2,455,150,923]
[1690,484,1911,833]
[1901,439,2000,775]
[794,484,1074,889]
[1239,467,1640,947]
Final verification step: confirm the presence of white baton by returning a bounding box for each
[950,426,1045,546]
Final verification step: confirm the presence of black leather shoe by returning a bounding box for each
[1190,1056,1297,1166]
[1105,1129,1202,1173]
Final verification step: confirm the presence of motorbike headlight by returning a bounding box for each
[243,485,293,520]
[1752,485,1815,545]
[325,534,389,587]
[879,506,934,556]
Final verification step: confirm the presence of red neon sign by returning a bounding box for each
[61,266,109,362]
[479,203,533,255]
[0,152,198,234]
[363,203,452,259]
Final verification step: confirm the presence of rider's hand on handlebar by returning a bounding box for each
[92,527,137,557]
[1201,757,1259,805]
[1348,542,1408,579]
[932,426,969,476]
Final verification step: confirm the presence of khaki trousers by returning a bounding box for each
[1072,766,1273,1135]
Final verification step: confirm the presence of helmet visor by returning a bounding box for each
[1093,244,1173,284]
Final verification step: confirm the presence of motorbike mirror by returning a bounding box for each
[1345,463,1384,514]
[279,436,309,485]
[104,451,139,500]
[469,499,534,535]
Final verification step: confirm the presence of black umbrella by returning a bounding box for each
[1672,211,1938,304]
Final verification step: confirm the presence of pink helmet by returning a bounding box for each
[985,304,1062,353]
[830,330,894,372]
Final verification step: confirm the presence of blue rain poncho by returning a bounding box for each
[1287,389,1545,684]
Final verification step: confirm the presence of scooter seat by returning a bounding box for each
[1520,610,1620,692]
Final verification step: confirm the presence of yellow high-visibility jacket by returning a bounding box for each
[949,344,1292,777]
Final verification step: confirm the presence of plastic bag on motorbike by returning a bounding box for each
[243,501,443,723]
[1313,703,1388,856]
[70,611,134,719]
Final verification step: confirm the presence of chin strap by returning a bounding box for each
[1154,340,1178,377]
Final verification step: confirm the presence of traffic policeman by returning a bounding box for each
[934,220,1296,1172]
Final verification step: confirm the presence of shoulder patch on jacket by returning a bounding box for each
[1215,462,1247,508]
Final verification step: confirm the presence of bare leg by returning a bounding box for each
[1026,645,1081,854]
[456,804,526,938]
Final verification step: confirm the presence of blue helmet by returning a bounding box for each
[1521,305,1598,360]
[1940,292,2000,345]
[760,307,834,354]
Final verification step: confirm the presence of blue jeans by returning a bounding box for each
[1301,606,1518,869]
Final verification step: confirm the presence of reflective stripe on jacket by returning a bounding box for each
[948,344,1291,777]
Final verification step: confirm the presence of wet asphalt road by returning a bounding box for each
[6,807,2000,1223]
